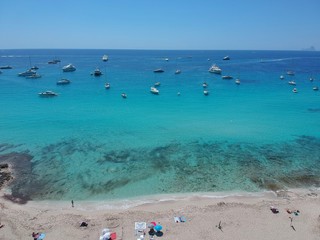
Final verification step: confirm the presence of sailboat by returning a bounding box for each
[20,56,40,78]
[29,56,39,71]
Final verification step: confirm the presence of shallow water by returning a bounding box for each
[0,49,319,200]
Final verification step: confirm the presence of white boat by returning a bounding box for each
[223,56,230,60]
[105,82,110,89]
[56,79,71,85]
[18,69,36,77]
[38,90,58,97]
[235,79,241,85]
[121,93,127,98]
[0,65,13,69]
[62,64,76,72]
[202,82,208,88]
[102,55,108,62]
[280,75,284,80]
[208,64,222,74]
[154,82,161,87]
[164,58,169,61]
[175,69,181,74]
[30,66,39,70]
[92,68,102,76]
[154,68,164,73]
[48,59,60,64]
[313,86,319,91]
[26,74,42,79]
[287,71,295,76]
[150,87,159,95]
[292,88,298,93]
[288,81,296,85]
[309,77,314,82]
[203,90,209,96]
[222,75,233,79]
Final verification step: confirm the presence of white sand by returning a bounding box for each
[0,188,319,240]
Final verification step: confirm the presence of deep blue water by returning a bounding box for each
[0,49,319,200]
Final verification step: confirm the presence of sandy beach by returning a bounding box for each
[0,188,319,240]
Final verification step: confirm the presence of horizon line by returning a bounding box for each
[0,48,317,52]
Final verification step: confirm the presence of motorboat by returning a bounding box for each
[309,77,314,82]
[154,82,161,87]
[30,66,39,70]
[203,90,209,96]
[26,74,42,79]
[150,87,160,95]
[222,75,233,79]
[48,59,60,64]
[38,90,58,97]
[208,64,222,74]
[280,75,284,80]
[18,69,36,77]
[175,69,181,74]
[313,86,319,91]
[292,88,298,93]
[287,71,295,76]
[56,79,71,85]
[154,68,164,73]
[0,65,13,69]
[288,81,296,85]
[62,64,76,72]
[121,93,127,98]
[223,56,230,60]
[202,82,208,88]
[92,68,102,76]
[235,79,241,85]
[105,82,110,89]
[164,58,169,61]
[102,55,108,62]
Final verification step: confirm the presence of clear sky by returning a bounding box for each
[1,0,319,50]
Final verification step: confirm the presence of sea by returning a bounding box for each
[0,49,319,201]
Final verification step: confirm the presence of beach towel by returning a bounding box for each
[135,222,146,230]
[174,216,186,223]
[180,216,187,222]
[37,233,46,240]
[135,222,146,236]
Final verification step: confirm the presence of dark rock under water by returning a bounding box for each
[1,135,320,201]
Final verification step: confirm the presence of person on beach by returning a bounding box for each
[32,232,40,240]
[270,206,279,213]
[0,222,4,228]
[71,200,74,207]
[80,221,88,227]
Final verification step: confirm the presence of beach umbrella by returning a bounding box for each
[154,225,162,232]
[150,221,157,226]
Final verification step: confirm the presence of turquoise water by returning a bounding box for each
[0,49,319,200]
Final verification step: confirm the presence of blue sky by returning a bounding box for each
[1,0,319,50]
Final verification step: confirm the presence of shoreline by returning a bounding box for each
[1,187,319,240]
